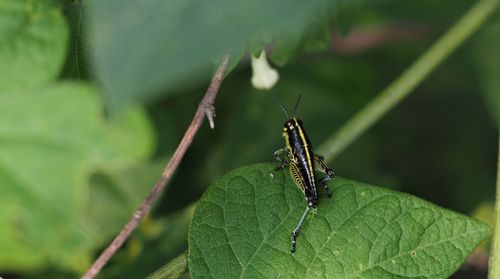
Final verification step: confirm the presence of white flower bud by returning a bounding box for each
[251,50,279,90]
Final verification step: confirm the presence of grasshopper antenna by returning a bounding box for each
[273,94,290,120]
[293,94,302,115]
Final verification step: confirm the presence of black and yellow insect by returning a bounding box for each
[274,96,335,253]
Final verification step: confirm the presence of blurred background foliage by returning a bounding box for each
[0,0,498,278]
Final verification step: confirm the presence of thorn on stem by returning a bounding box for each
[204,103,216,129]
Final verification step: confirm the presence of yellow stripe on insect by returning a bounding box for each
[273,95,335,253]
[292,118,315,179]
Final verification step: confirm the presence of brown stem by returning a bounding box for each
[81,54,230,279]
[331,23,427,54]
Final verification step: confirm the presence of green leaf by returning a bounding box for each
[0,0,68,92]
[271,13,332,66]
[85,0,337,110]
[0,82,154,272]
[189,164,490,278]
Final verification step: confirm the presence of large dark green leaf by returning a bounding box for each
[189,164,490,278]
[85,0,339,110]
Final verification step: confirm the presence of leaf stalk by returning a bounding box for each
[81,55,230,279]
[489,129,500,279]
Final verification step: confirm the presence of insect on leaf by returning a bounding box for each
[189,164,490,279]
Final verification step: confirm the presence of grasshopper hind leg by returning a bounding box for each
[314,154,335,198]
[291,205,311,253]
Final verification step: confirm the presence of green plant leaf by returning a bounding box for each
[85,0,338,110]
[0,0,68,92]
[189,164,490,278]
[271,14,332,66]
[0,82,154,272]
